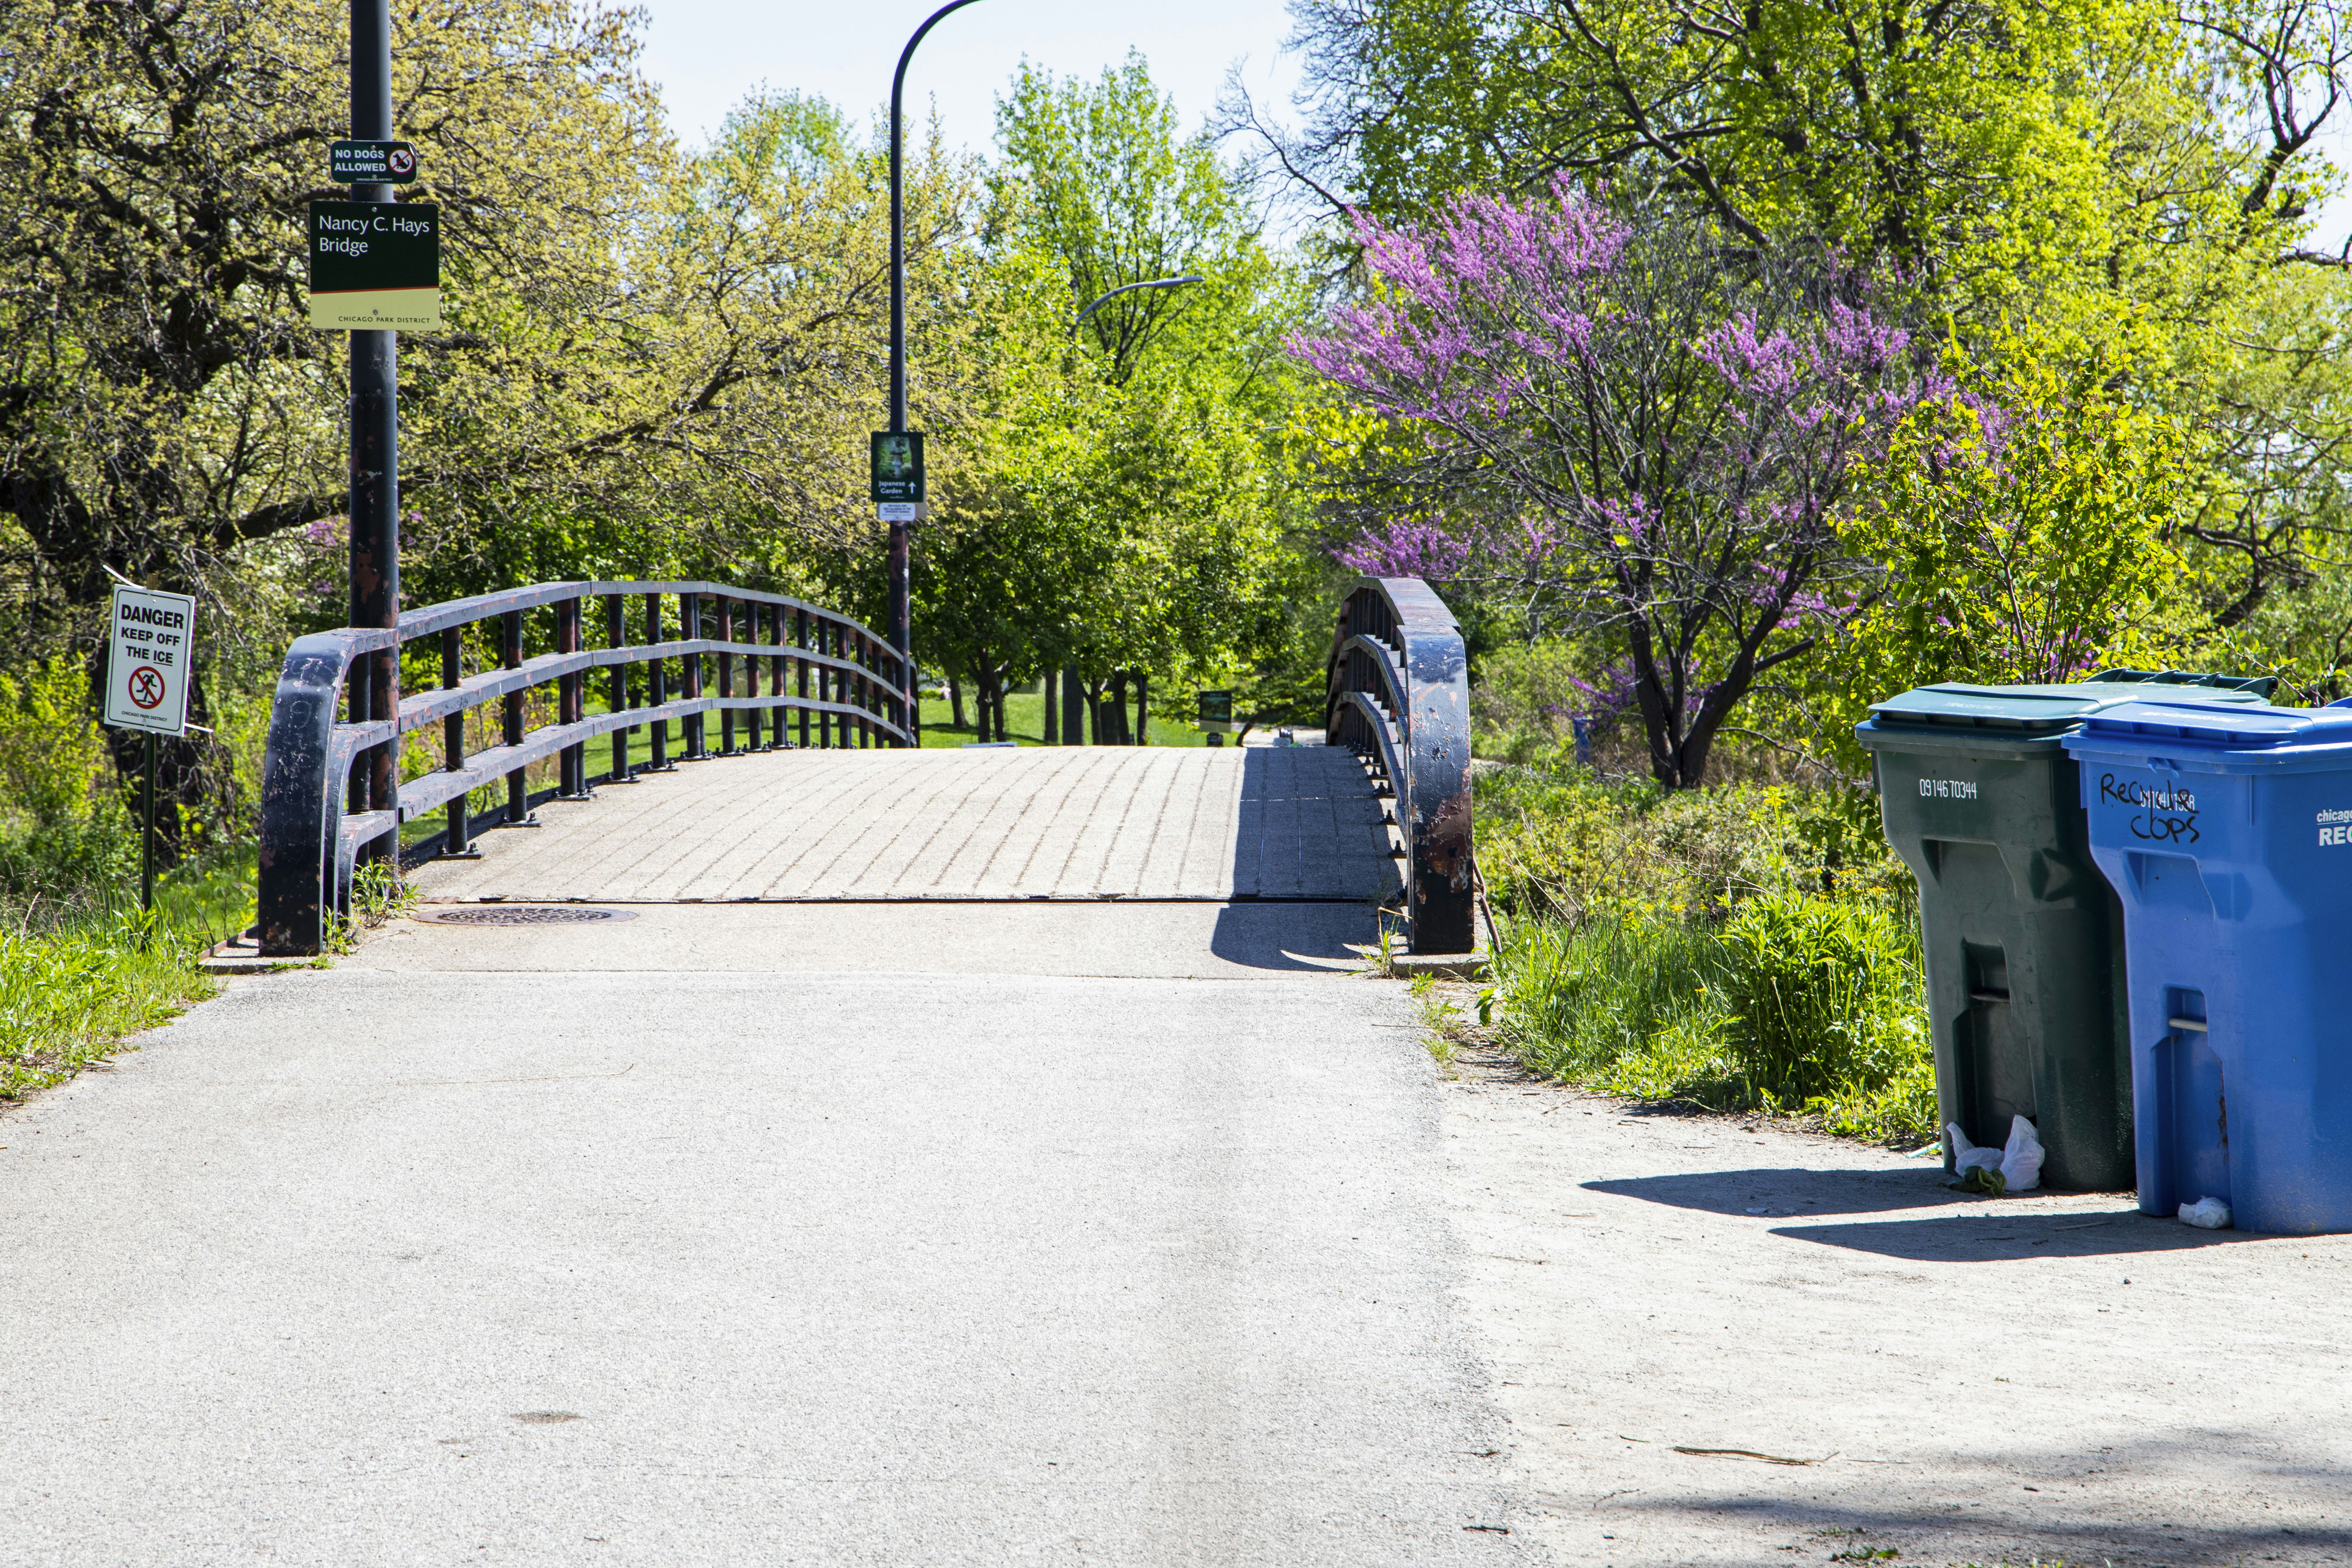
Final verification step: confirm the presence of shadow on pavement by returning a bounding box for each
[1769,1209,2273,1261]
[1608,1485,2350,1568]
[1587,1168,2284,1259]
[1208,900,1378,972]
[1584,1165,1974,1218]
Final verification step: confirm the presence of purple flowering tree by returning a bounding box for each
[1293,182,1933,787]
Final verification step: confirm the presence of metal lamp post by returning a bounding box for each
[886,0,991,743]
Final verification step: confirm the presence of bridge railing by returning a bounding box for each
[1325,576,1474,955]
[258,579,910,956]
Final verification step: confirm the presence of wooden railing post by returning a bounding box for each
[608,594,633,783]
[441,626,473,856]
[557,596,588,798]
[718,597,738,756]
[745,601,765,753]
[797,609,812,749]
[502,609,530,825]
[645,591,671,772]
[683,593,707,759]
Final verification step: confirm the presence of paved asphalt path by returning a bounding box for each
[0,909,1541,1565]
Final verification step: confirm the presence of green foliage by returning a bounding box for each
[1476,763,1936,1143]
[0,658,111,827]
[1818,321,2201,765]
[1716,893,1928,1108]
[993,54,1280,382]
[0,656,136,902]
[1475,764,1909,925]
[1287,0,2320,328]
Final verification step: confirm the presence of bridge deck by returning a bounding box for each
[409,743,1399,904]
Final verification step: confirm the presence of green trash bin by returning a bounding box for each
[1856,674,2272,1190]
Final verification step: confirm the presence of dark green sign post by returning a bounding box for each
[340,0,406,880]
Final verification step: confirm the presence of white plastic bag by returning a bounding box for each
[1946,1116,2045,1193]
[2179,1195,2233,1230]
[1998,1115,2045,1192]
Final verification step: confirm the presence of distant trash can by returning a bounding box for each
[2062,698,2352,1234]
[1856,676,2271,1190]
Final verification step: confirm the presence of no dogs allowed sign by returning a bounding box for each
[104,584,197,737]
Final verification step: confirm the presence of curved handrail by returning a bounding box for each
[1325,576,1473,954]
[258,581,911,955]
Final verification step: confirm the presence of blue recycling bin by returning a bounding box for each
[2061,700,2352,1234]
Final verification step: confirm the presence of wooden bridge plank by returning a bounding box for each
[408,744,1396,905]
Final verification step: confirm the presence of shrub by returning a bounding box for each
[1717,892,1925,1109]
[0,656,113,827]
[1475,763,1912,925]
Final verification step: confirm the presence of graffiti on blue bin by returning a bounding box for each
[2098,773,2200,844]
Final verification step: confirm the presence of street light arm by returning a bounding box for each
[1071,275,1206,337]
[889,0,991,436]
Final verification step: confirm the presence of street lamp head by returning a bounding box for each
[1072,275,1207,336]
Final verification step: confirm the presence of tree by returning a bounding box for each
[993,54,1275,381]
[0,2,972,844]
[1292,184,1932,786]
[904,54,1309,740]
[1820,320,2199,763]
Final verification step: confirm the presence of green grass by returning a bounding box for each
[1483,908,1938,1144]
[0,838,251,1104]
[917,689,1214,748]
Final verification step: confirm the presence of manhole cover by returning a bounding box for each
[411,906,639,926]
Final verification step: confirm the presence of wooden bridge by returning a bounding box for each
[258,576,1475,955]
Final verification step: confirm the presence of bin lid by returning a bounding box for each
[2069,699,2352,752]
[1861,680,2266,739]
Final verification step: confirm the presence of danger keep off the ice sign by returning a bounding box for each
[104,585,197,737]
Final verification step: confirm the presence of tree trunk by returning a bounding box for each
[1135,673,1149,746]
[949,672,966,732]
[1107,673,1132,744]
[1086,680,1105,744]
[1042,668,1058,744]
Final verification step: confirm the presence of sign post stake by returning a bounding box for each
[141,733,156,915]
[348,0,401,876]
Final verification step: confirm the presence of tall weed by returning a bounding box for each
[1717,892,1925,1106]
[1477,761,1937,1144]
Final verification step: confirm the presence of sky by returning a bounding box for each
[630,0,2352,253]
[634,0,1305,158]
